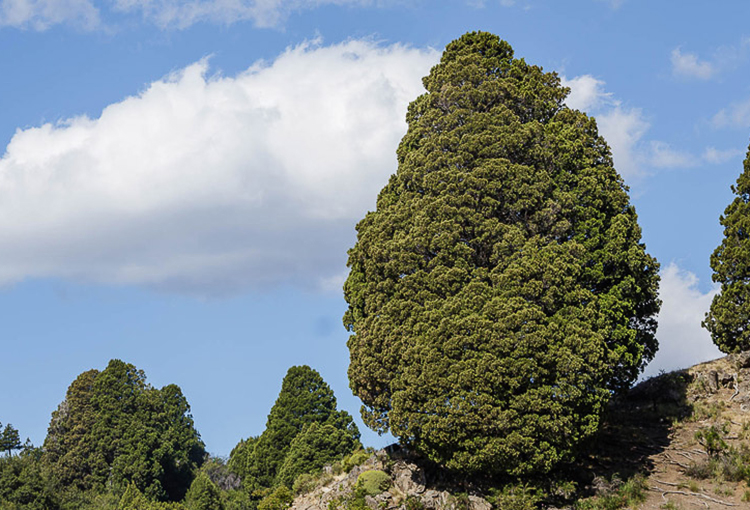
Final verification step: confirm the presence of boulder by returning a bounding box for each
[392,461,426,495]
[467,495,491,510]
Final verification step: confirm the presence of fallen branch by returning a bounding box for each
[650,486,737,506]
[653,479,683,487]
[663,453,690,469]
[674,451,694,460]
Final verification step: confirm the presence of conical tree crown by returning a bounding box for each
[241,365,360,489]
[704,143,750,352]
[344,31,660,476]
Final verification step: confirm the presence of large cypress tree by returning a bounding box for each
[703,143,750,352]
[343,32,660,476]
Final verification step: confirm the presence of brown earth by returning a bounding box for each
[572,352,750,509]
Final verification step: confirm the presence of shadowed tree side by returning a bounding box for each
[343,31,660,477]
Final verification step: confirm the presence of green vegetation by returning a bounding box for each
[0,424,21,457]
[257,486,293,510]
[704,143,750,352]
[574,475,647,510]
[343,30,660,476]
[355,470,390,496]
[184,473,224,510]
[43,359,205,502]
[231,365,361,494]
[276,422,360,487]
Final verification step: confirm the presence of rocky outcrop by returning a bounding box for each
[290,449,491,510]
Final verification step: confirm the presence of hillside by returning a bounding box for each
[287,353,750,510]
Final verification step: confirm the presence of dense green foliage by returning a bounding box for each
[0,424,21,456]
[276,422,360,487]
[43,359,205,501]
[0,447,56,509]
[257,486,293,510]
[343,31,660,476]
[184,472,224,510]
[703,144,750,352]
[232,365,361,490]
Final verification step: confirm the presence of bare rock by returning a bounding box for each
[420,490,443,509]
[392,461,426,495]
[719,371,735,387]
[467,495,491,510]
[707,370,719,392]
[738,351,750,369]
[365,495,380,510]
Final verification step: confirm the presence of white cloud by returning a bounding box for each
[595,105,650,178]
[0,0,99,30]
[559,74,611,112]
[712,96,750,129]
[0,39,438,294]
[562,74,730,177]
[671,47,716,80]
[0,0,386,30]
[703,146,743,164]
[643,263,722,378]
[561,74,653,179]
[649,141,697,169]
[112,0,374,29]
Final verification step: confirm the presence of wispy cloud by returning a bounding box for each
[0,39,438,294]
[671,47,716,80]
[562,74,735,178]
[0,0,100,30]
[670,38,750,81]
[649,141,697,169]
[712,96,750,129]
[703,146,744,164]
[0,0,387,30]
[111,0,375,29]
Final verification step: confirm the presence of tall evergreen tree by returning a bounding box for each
[43,360,205,501]
[0,425,21,456]
[234,366,359,490]
[703,143,750,352]
[343,31,660,476]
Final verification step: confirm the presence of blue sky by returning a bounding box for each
[1,0,750,457]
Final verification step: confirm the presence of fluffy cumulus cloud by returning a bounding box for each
[0,0,99,29]
[643,263,722,378]
[0,40,438,294]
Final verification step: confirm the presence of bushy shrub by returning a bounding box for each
[342,450,370,473]
[355,470,390,496]
[258,486,293,510]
